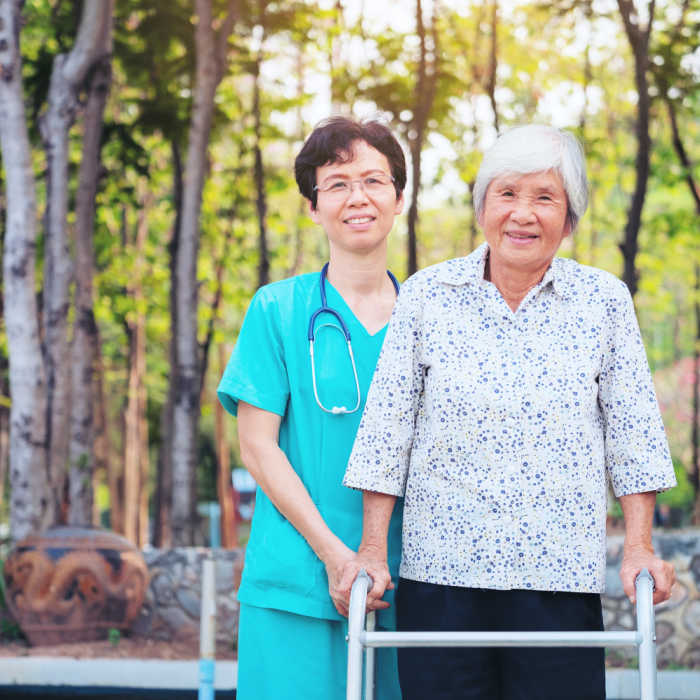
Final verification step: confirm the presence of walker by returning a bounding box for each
[347,569,658,700]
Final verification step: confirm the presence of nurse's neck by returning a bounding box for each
[326,250,393,300]
[326,250,397,334]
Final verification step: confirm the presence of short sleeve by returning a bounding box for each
[598,282,676,496]
[217,288,290,418]
[343,273,426,496]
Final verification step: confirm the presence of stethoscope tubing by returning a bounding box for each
[308,263,399,415]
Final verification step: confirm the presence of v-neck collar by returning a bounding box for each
[323,277,391,339]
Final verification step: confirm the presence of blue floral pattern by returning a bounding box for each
[344,243,675,593]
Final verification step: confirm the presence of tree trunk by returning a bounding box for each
[91,330,111,527]
[253,46,269,288]
[68,14,113,525]
[200,229,237,546]
[406,143,421,276]
[406,0,439,276]
[170,0,238,545]
[123,194,150,546]
[200,223,235,397]
[0,223,6,509]
[216,344,237,548]
[573,3,592,264]
[486,0,500,134]
[0,362,9,511]
[578,0,597,265]
[95,331,121,533]
[138,361,150,546]
[693,262,700,524]
[123,320,141,545]
[328,0,345,114]
[39,0,113,523]
[288,43,306,277]
[465,4,485,253]
[664,98,700,215]
[154,141,183,548]
[0,0,51,540]
[616,0,655,299]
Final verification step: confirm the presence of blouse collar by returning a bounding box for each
[434,242,573,299]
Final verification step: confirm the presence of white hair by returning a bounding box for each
[473,125,589,230]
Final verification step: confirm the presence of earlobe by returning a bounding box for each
[395,194,405,215]
[308,199,320,224]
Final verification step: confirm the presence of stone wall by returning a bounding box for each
[131,548,244,646]
[604,532,700,669]
[133,533,700,668]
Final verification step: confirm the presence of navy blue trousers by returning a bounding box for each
[396,578,605,700]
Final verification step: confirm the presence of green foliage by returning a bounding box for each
[0,559,24,642]
[0,616,24,643]
[107,627,121,647]
[21,0,82,139]
[657,459,695,510]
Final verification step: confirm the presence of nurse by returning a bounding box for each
[217,116,406,700]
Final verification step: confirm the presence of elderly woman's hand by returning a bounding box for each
[619,491,676,605]
[346,543,394,612]
[620,544,676,605]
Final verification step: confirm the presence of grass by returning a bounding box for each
[0,559,25,643]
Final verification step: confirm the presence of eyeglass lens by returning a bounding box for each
[318,175,393,195]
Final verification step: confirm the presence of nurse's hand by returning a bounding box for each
[323,541,361,617]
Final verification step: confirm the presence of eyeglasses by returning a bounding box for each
[313,174,395,198]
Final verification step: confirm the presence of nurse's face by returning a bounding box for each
[309,140,404,257]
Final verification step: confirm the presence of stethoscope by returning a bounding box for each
[308,262,400,415]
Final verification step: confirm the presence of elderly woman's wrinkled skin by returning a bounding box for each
[481,172,570,279]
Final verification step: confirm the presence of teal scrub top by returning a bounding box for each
[217,272,403,624]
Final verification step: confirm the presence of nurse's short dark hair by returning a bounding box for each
[295,116,407,210]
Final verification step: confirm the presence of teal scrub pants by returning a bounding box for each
[236,602,401,700]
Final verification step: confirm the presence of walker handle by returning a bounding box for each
[635,567,654,589]
[357,568,374,591]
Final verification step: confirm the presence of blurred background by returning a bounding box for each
[0,0,698,550]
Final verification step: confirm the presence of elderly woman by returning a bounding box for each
[218,117,404,699]
[341,124,676,700]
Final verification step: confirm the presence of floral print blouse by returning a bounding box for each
[344,243,675,593]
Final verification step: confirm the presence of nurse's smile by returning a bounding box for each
[344,215,376,231]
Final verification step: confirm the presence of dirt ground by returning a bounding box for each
[0,636,236,660]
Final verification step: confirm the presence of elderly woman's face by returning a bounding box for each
[479,170,571,277]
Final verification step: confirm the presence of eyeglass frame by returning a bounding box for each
[312,173,396,196]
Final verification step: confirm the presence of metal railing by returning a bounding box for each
[347,569,657,700]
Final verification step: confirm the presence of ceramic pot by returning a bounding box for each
[3,526,149,645]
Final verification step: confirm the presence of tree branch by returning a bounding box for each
[215,0,239,80]
[62,1,112,87]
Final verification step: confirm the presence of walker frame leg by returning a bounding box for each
[364,611,376,700]
[636,569,657,700]
[347,570,372,700]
